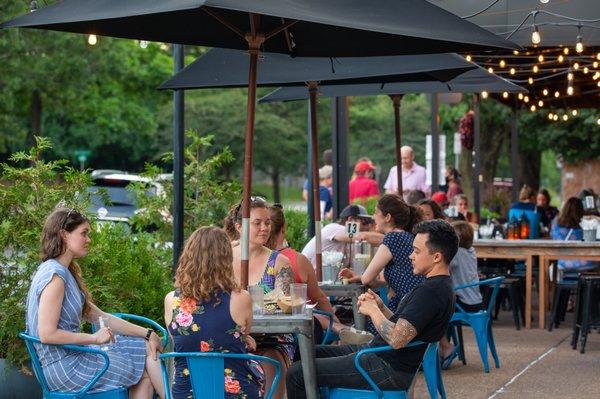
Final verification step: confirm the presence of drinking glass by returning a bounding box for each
[97,316,111,351]
[290,283,307,315]
[248,285,264,315]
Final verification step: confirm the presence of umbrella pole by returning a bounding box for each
[308,82,322,281]
[390,95,403,196]
[240,32,265,289]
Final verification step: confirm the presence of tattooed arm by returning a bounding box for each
[358,295,417,349]
[274,255,294,296]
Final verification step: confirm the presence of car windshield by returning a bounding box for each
[88,178,157,208]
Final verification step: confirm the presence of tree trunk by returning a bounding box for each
[459,149,473,202]
[518,149,541,190]
[271,167,281,203]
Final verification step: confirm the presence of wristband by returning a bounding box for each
[144,328,153,341]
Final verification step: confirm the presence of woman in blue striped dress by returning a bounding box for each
[25,208,165,398]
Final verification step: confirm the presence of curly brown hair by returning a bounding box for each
[41,208,92,316]
[175,226,239,303]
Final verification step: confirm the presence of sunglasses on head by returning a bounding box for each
[62,208,75,230]
[234,196,268,217]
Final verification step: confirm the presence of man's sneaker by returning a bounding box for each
[339,327,374,345]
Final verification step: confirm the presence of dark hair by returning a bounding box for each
[451,221,473,249]
[223,197,268,241]
[538,188,551,204]
[323,149,333,166]
[557,197,584,228]
[446,166,460,182]
[267,205,285,250]
[417,199,446,220]
[406,190,426,205]
[377,194,422,232]
[41,208,92,315]
[413,220,459,265]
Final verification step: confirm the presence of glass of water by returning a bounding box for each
[97,316,111,351]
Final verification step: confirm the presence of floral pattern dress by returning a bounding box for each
[254,250,295,366]
[168,290,264,399]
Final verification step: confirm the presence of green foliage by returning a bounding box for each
[0,137,91,366]
[82,225,171,323]
[284,209,310,251]
[130,130,242,242]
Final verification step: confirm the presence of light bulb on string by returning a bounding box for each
[548,113,554,120]
[553,114,559,121]
[594,72,600,80]
[572,110,578,116]
[518,93,524,100]
[481,91,489,99]
[563,114,569,121]
[87,34,98,46]
[597,53,600,60]
[597,118,600,125]
[139,40,148,49]
[538,100,544,107]
[539,0,549,3]
[510,68,516,75]
[543,88,549,96]
[524,96,530,103]
[563,47,570,55]
[597,81,600,88]
[567,85,574,95]
[502,92,509,99]
[576,33,584,53]
[567,71,574,81]
[528,77,534,84]
[554,91,560,98]
[593,61,598,68]
[513,50,519,55]
[530,105,537,112]
[584,67,589,74]
[531,25,541,45]
[465,55,472,62]
[558,54,564,63]
[573,62,579,70]
[499,60,506,68]
[488,67,494,74]
[538,54,544,62]
[533,65,539,73]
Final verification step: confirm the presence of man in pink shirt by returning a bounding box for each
[384,146,430,200]
[349,161,379,203]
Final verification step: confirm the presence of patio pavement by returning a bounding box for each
[412,310,600,398]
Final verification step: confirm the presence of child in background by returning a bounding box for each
[440,221,483,367]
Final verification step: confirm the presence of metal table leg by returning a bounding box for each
[297,328,318,399]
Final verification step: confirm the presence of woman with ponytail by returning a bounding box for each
[340,194,424,332]
[25,208,164,398]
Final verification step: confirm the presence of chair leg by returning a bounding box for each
[487,322,500,369]
[571,280,583,350]
[580,283,592,354]
[471,319,490,373]
[548,286,562,331]
[456,326,466,365]
[507,283,520,330]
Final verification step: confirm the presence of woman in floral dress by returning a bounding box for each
[225,198,294,399]
[165,226,263,399]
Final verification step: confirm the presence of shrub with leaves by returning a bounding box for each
[284,209,310,251]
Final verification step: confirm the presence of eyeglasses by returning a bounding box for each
[272,203,284,210]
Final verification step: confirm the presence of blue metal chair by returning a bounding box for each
[321,341,446,399]
[313,309,339,344]
[20,313,168,398]
[159,352,281,399]
[445,276,504,373]
[19,332,127,399]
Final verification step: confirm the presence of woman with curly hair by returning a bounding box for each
[164,226,263,399]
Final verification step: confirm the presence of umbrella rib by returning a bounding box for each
[265,19,299,41]
[280,18,295,54]
[203,7,245,39]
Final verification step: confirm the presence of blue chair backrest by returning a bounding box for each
[454,276,504,314]
[508,208,540,239]
[159,352,281,399]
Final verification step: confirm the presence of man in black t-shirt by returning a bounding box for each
[286,220,458,399]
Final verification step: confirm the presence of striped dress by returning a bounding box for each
[25,259,147,393]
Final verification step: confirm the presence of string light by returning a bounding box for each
[575,27,584,53]
[502,92,509,99]
[567,71,574,81]
[554,91,560,98]
[540,0,549,3]
[563,47,570,55]
[563,114,569,121]
[499,60,506,68]
[533,65,539,73]
[518,93,524,100]
[584,67,589,74]
[530,105,537,112]
[510,68,516,75]
[572,110,578,116]
[488,67,494,73]
[538,54,544,62]
[538,100,544,107]
[87,34,98,46]
[553,114,559,121]
[548,113,554,120]
[567,85,574,95]
[593,72,600,80]
[543,89,549,96]
[573,62,580,70]
[481,91,489,99]
[528,77,534,84]
[466,55,472,62]
[531,25,541,45]
[597,81,600,87]
[558,54,564,63]
[594,61,599,68]
[139,40,149,49]
[597,118,600,125]
[597,53,600,60]
[524,96,530,103]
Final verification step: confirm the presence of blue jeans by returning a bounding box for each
[286,344,413,399]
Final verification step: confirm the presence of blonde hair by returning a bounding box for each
[519,185,536,201]
[175,226,238,303]
[41,208,92,316]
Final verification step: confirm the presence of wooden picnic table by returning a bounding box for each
[473,239,600,329]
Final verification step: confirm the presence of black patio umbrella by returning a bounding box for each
[2,0,519,287]
[159,48,477,279]
[260,66,526,195]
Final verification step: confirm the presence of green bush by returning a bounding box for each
[284,209,310,251]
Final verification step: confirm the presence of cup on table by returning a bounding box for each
[248,285,264,315]
[290,283,308,315]
[97,316,111,351]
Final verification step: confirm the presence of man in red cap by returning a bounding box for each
[431,191,450,211]
[349,161,380,203]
